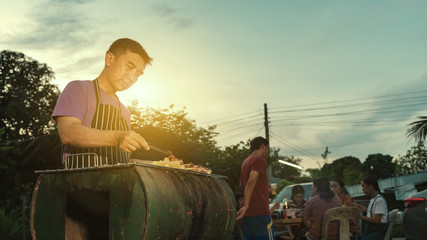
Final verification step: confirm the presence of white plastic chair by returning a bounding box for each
[384,209,402,240]
[321,207,361,240]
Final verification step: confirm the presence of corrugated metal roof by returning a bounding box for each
[347,170,427,200]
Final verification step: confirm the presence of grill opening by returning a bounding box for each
[65,190,110,240]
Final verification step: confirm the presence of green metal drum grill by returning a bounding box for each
[30,162,236,239]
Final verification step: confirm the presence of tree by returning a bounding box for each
[271,155,303,180]
[362,153,395,179]
[210,141,251,192]
[342,168,363,186]
[128,102,220,166]
[306,168,322,180]
[395,141,427,175]
[407,116,427,143]
[320,156,362,183]
[0,50,59,141]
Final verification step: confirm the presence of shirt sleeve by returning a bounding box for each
[251,156,267,173]
[51,81,88,124]
[372,197,387,216]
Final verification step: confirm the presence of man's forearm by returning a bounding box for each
[243,179,257,209]
[58,121,121,147]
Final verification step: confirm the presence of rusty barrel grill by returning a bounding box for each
[30,162,236,239]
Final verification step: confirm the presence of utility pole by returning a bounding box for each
[264,103,272,183]
[321,146,331,164]
[264,103,269,143]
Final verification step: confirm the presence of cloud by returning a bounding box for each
[310,75,427,160]
[152,4,193,31]
[55,55,102,78]
[1,0,100,52]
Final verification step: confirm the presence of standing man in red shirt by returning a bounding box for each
[237,137,275,240]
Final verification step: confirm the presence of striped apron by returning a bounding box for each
[62,79,131,168]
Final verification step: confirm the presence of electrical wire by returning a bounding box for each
[270,131,322,161]
[269,90,427,110]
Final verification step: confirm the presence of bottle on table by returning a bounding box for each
[283,196,289,219]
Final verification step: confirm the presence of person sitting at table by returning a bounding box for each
[303,177,340,240]
[330,178,359,236]
[281,185,307,240]
[330,178,352,206]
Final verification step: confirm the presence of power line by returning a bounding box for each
[270,131,322,161]
[270,102,427,122]
[197,110,261,125]
[269,95,427,114]
[215,121,264,132]
[216,124,263,142]
[304,136,406,151]
[269,90,427,110]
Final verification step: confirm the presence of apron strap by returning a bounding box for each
[93,78,101,104]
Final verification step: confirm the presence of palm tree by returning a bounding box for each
[407,116,427,143]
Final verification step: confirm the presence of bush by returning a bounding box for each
[0,208,23,240]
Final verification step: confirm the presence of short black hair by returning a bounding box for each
[107,38,153,65]
[250,136,269,151]
[362,175,381,193]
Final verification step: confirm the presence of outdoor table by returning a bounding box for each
[273,217,303,227]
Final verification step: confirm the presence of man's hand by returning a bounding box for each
[56,116,150,152]
[354,202,367,213]
[271,202,280,211]
[118,131,150,152]
[236,206,247,220]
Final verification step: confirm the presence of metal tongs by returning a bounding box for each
[148,144,173,158]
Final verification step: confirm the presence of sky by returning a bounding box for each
[1,0,427,170]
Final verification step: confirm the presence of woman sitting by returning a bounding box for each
[303,177,341,240]
[330,178,352,206]
[330,178,359,236]
[355,175,389,240]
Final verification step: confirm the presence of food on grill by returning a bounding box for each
[151,157,212,174]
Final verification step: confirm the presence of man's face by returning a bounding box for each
[106,50,146,92]
[361,181,372,196]
[261,144,269,158]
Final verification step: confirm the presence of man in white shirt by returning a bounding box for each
[355,175,389,240]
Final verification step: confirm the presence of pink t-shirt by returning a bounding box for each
[240,154,270,216]
[304,194,340,240]
[51,80,130,128]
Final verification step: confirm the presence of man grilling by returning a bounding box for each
[51,38,152,167]
[237,136,276,240]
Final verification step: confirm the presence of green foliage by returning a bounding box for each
[305,156,364,186]
[276,179,292,193]
[407,116,427,143]
[321,156,362,182]
[0,208,23,240]
[395,141,427,175]
[129,102,218,147]
[291,175,313,183]
[362,153,395,179]
[306,168,322,179]
[0,128,21,209]
[0,50,60,141]
[342,168,363,185]
[211,141,251,192]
